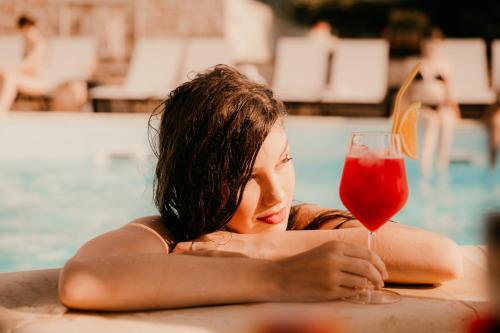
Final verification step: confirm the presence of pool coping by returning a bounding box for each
[0,245,489,333]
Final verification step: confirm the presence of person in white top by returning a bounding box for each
[308,21,338,53]
[0,15,49,113]
[308,21,338,86]
[486,104,500,169]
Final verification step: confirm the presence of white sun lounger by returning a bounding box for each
[38,37,97,92]
[177,37,232,84]
[91,38,183,100]
[272,37,330,102]
[0,35,23,67]
[322,39,389,104]
[0,36,96,91]
[492,40,500,95]
[437,39,496,105]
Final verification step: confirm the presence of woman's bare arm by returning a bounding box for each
[176,226,461,284]
[59,216,387,311]
[59,218,277,311]
[329,223,463,283]
[175,206,463,284]
[60,250,277,311]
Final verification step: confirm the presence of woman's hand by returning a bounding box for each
[176,236,389,301]
[274,240,388,302]
[173,231,260,257]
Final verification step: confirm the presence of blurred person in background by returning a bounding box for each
[409,28,460,178]
[485,104,500,169]
[58,66,462,311]
[308,20,338,53]
[308,20,338,86]
[0,15,49,114]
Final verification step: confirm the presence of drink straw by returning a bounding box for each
[391,61,422,133]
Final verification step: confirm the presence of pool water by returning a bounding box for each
[0,159,157,272]
[1,117,499,272]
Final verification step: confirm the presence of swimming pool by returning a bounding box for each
[1,113,498,272]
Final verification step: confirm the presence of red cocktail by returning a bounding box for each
[340,156,408,232]
[339,132,408,304]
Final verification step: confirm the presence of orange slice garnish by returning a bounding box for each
[390,61,421,159]
[397,102,421,160]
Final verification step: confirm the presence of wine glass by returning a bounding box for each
[339,132,409,304]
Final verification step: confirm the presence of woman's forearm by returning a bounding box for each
[216,225,462,284]
[59,253,278,311]
[327,225,463,283]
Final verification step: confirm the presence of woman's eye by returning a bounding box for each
[280,155,293,165]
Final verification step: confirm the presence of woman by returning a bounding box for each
[409,29,460,178]
[59,65,462,311]
[485,104,500,169]
[0,15,49,113]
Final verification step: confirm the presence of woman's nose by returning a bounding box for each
[261,176,286,207]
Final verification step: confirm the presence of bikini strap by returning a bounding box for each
[126,223,170,253]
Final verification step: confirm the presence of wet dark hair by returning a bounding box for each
[17,15,35,28]
[149,65,286,241]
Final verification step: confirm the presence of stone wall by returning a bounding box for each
[0,0,224,83]
[134,0,224,37]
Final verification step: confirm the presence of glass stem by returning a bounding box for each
[367,231,375,302]
[368,231,374,251]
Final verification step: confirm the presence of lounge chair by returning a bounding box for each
[437,38,496,105]
[322,39,389,104]
[177,37,232,84]
[0,36,96,88]
[40,37,97,92]
[492,40,500,95]
[11,37,96,111]
[0,35,23,67]
[91,38,183,101]
[272,37,330,102]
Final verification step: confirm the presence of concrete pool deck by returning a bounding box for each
[0,246,489,333]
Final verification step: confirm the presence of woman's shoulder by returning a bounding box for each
[126,215,176,251]
[128,215,162,228]
[74,216,174,258]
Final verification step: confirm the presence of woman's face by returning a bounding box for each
[226,121,295,234]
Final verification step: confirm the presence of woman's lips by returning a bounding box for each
[257,208,287,224]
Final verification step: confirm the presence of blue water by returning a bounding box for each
[1,118,499,272]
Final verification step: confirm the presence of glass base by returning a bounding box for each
[343,289,401,305]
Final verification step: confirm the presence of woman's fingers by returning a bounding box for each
[175,250,248,258]
[340,256,384,288]
[335,286,358,299]
[173,241,216,253]
[336,271,368,290]
[341,244,388,279]
[173,242,247,257]
[171,242,191,253]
